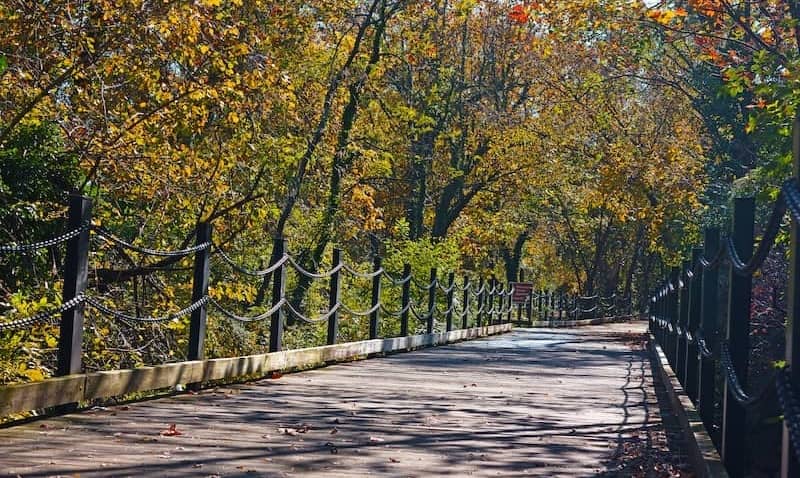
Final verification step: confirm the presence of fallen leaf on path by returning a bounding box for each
[160,424,183,436]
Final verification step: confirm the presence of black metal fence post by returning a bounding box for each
[555,292,560,321]
[526,288,533,326]
[649,296,656,334]
[546,290,551,322]
[685,247,702,402]
[664,284,671,350]
[400,263,411,336]
[57,195,92,377]
[445,272,455,332]
[570,294,576,320]
[486,277,493,325]
[783,114,800,478]
[269,238,287,352]
[188,222,211,362]
[487,276,499,325]
[499,280,505,324]
[462,275,470,329]
[516,271,524,325]
[476,277,484,327]
[369,256,382,339]
[697,232,719,422]
[676,259,690,386]
[327,248,342,345]
[537,289,543,322]
[653,290,659,339]
[501,284,506,324]
[722,198,754,477]
[552,291,558,323]
[509,285,514,323]
[506,283,513,323]
[427,267,436,334]
[668,267,680,367]
[666,283,672,344]
[187,222,211,392]
[656,287,662,339]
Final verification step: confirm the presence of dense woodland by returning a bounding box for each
[0,0,794,383]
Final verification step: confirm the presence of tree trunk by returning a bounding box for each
[501,230,530,283]
[622,224,645,309]
[289,1,390,318]
[253,0,386,307]
[406,132,435,240]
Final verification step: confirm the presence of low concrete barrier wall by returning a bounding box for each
[649,336,728,478]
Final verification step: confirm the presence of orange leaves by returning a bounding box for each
[745,98,767,110]
[706,48,725,67]
[646,7,687,26]
[509,5,529,24]
[688,0,723,19]
[508,2,542,24]
[691,35,729,68]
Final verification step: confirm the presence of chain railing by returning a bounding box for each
[0,222,90,254]
[649,120,800,476]
[0,197,519,393]
[503,286,626,327]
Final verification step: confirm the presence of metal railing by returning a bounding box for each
[510,290,625,326]
[649,118,800,477]
[0,198,519,384]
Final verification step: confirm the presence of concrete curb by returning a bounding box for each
[649,335,728,478]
